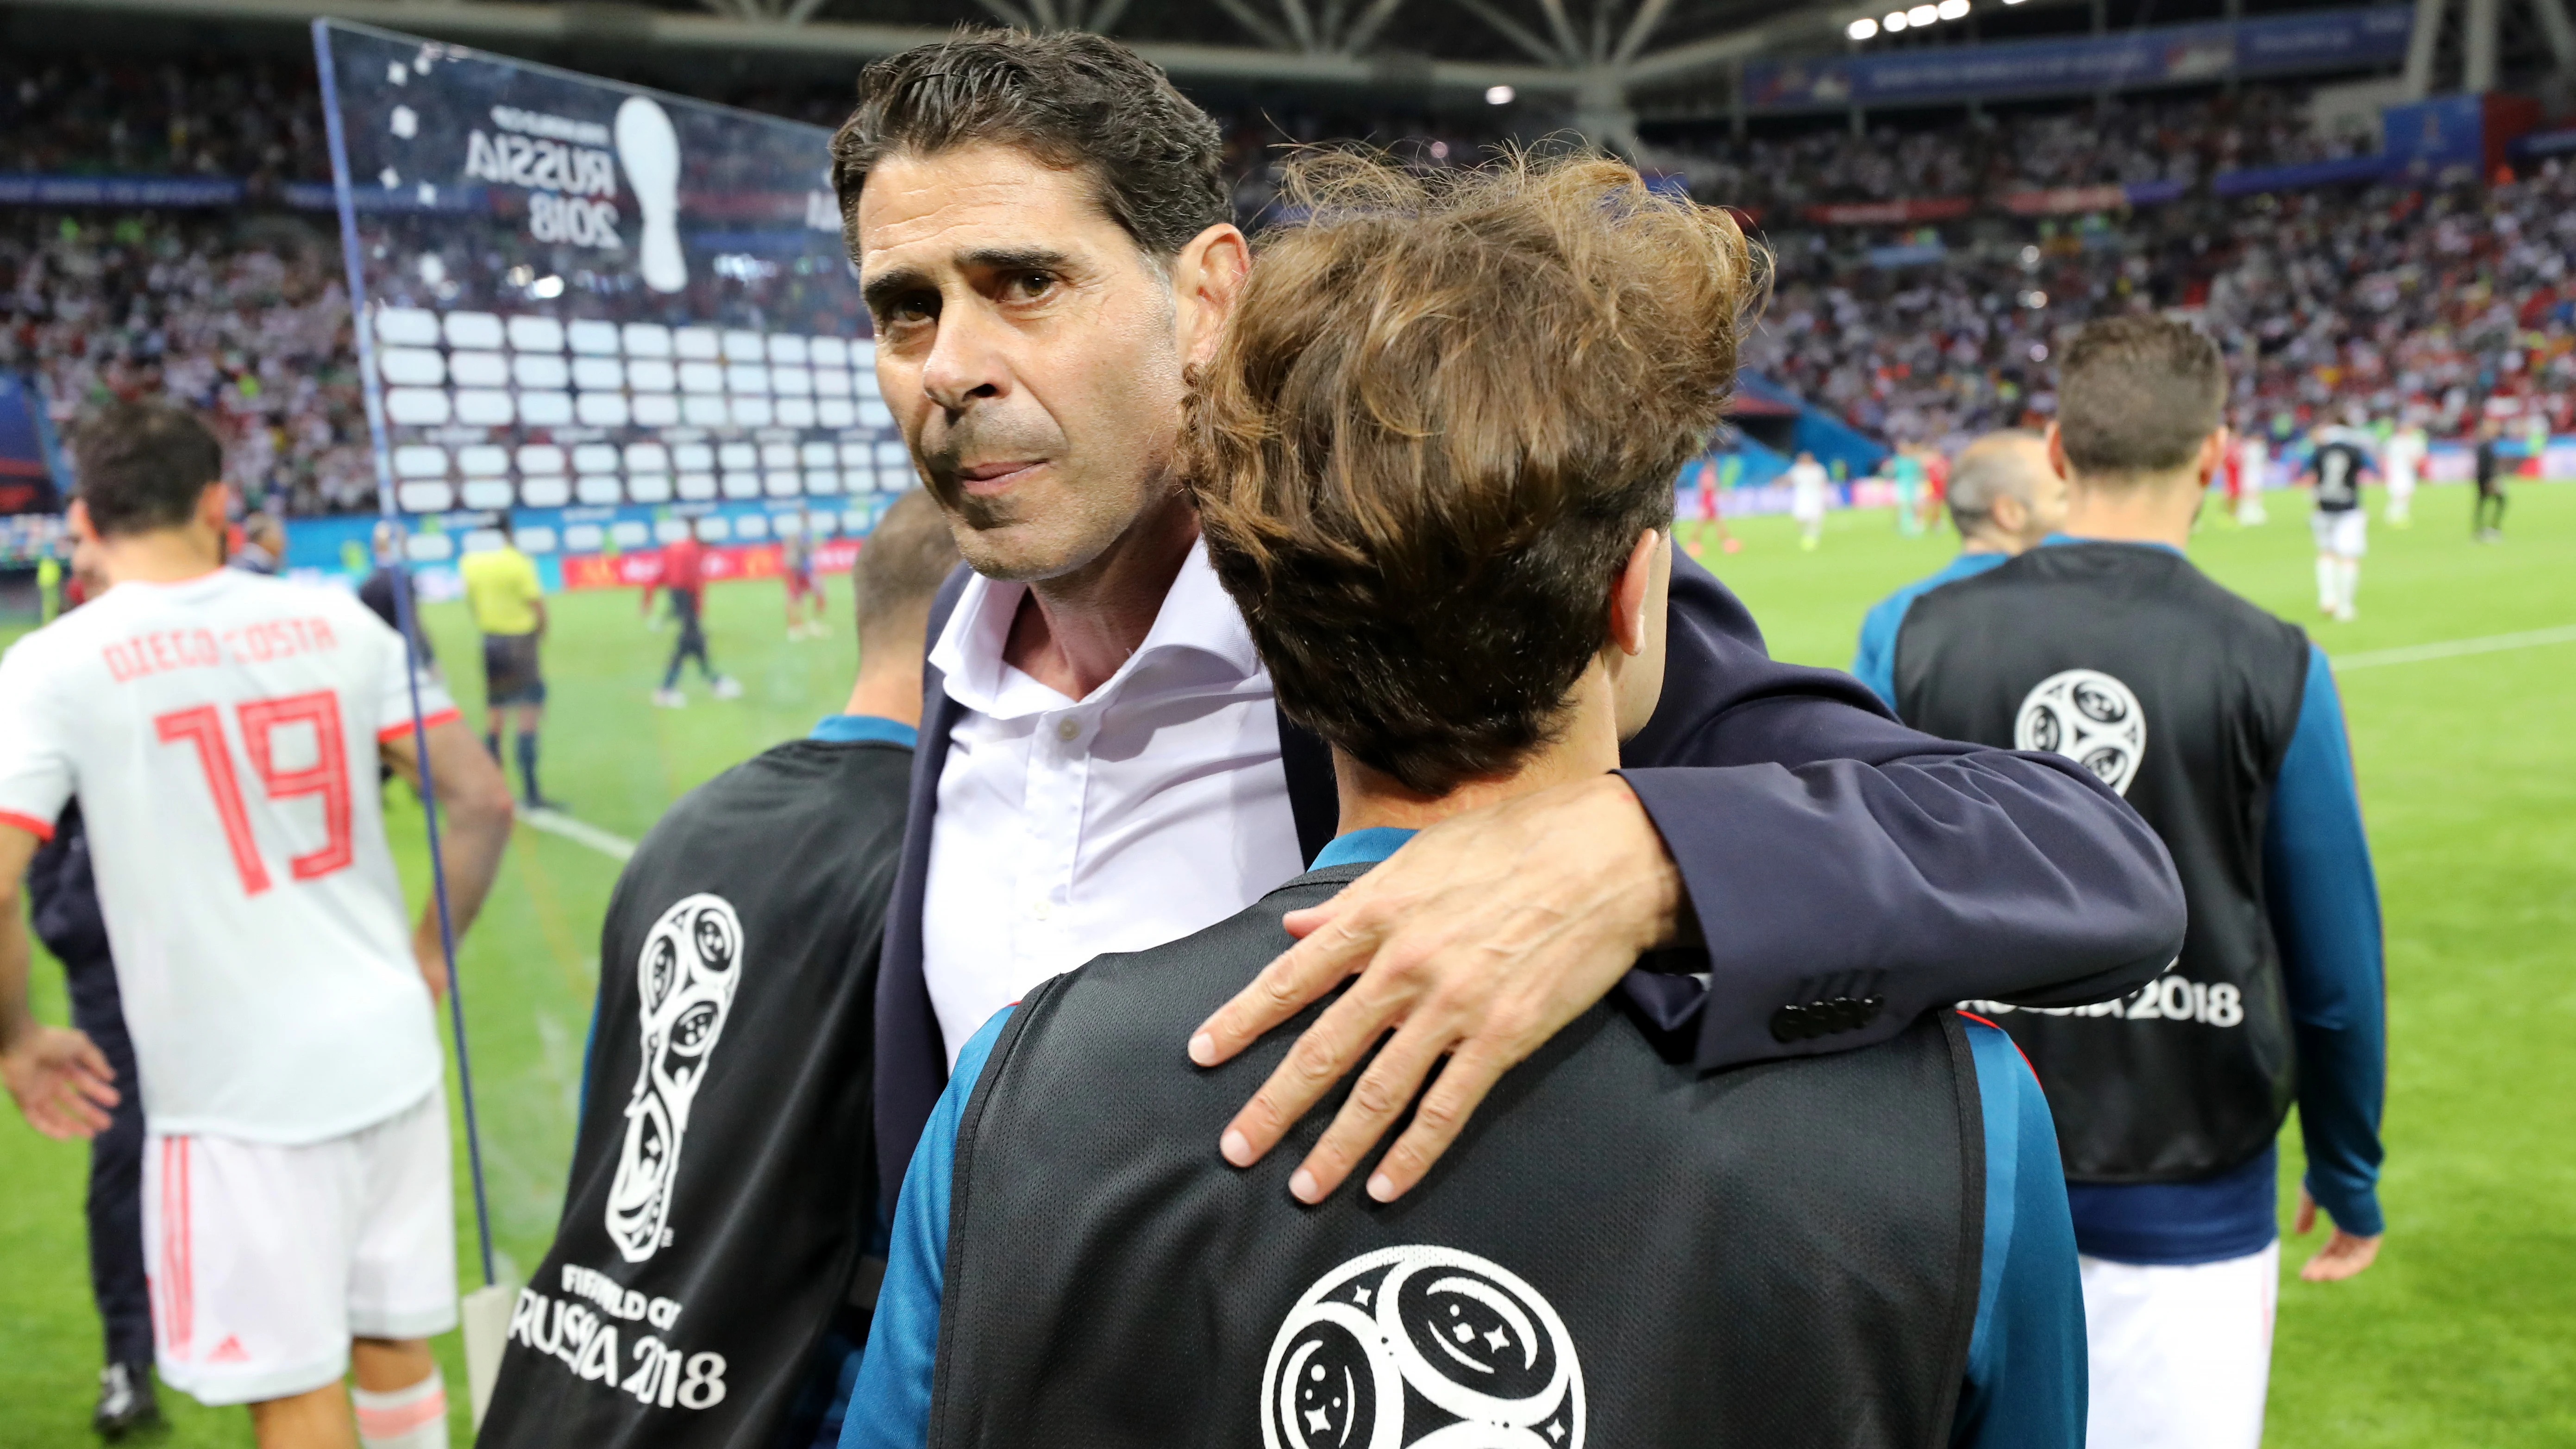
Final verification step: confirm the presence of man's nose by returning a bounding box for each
[919,303,1010,414]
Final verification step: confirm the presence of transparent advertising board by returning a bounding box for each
[313,21,892,585]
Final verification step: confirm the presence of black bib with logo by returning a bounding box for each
[1893,542,2307,1182]
[930,867,1986,1449]
[477,737,910,1449]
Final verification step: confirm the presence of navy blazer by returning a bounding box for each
[874,550,2185,1204]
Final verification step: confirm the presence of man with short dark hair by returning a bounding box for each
[0,399,516,1449]
[833,29,2181,1251]
[1852,429,2064,704]
[1890,316,2387,1449]
[476,491,959,1449]
[846,152,2081,1449]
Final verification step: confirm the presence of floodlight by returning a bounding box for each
[1937,0,1970,18]
[1908,5,1938,25]
[1849,17,1880,38]
[1486,84,1516,104]
[1884,10,1909,28]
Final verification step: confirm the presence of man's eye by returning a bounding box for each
[881,295,936,326]
[1009,272,1056,301]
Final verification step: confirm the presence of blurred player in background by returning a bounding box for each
[480,490,958,1449]
[2382,419,2425,527]
[647,530,741,707]
[2233,428,2269,525]
[231,514,284,577]
[1787,449,1828,550]
[1888,441,1927,537]
[783,520,828,640]
[458,522,560,810]
[0,400,517,1449]
[2473,420,2507,541]
[22,534,162,1441]
[1851,429,2064,705]
[2304,424,2375,623]
[1685,456,1738,557]
[1891,319,2386,1449]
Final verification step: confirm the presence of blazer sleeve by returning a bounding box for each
[1618,552,2185,1072]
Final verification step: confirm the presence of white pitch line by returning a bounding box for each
[2332,623,2576,672]
[519,807,637,861]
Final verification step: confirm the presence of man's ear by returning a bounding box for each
[2195,428,2229,489]
[1988,492,2027,539]
[198,481,231,531]
[2043,422,2072,482]
[1171,222,1251,370]
[1608,528,1661,659]
[67,498,99,546]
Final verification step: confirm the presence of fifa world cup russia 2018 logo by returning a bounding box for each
[1262,1245,1586,1449]
[605,894,743,1263]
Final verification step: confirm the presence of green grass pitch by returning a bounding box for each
[3,482,2570,1443]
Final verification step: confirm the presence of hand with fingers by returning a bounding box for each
[2293,1185,2382,1282]
[1,1022,119,1140]
[1189,773,1681,1204]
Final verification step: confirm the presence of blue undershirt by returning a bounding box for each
[1851,549,2012,706]
[843,828,2087,1449]
[1861,537,2388,1265]
[809,714,921,749]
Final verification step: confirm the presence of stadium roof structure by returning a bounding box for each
[4,0,2117,140]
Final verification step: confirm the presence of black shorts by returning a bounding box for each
[482,632,547,706]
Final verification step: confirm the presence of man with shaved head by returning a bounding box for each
[1852,430,2065,705]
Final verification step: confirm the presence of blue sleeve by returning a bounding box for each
[840,1007,1016,1449]
[2263,648,2387,1238]
[1851,591,1906,707]
[1953,1019,2086,1449]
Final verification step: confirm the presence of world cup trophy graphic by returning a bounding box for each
[1262,1245,1585,1449]
[604,893,743,1262]
[2014,667,2148,797]
[614,94,687,295]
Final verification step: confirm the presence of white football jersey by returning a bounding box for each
[0,569,457,1144]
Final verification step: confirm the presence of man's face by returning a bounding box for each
[857,143,1206,583]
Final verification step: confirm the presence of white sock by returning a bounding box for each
[354,1368,449,1449]
[2338,559,2361,612]
[2316,557,2339,610]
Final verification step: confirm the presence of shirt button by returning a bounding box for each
[1055,717,1080,743]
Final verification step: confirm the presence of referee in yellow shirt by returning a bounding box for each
[459,522,561,811]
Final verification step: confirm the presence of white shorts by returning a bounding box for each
[2080,1242,2279,1449]
[145,1091,458,1406]
[2310,508,2368,557]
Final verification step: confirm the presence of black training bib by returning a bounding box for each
[1893,542,2308,1182]
[477,737,910,1449]
[931,867,1987,1449]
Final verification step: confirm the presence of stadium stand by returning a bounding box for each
[3,48,2568,512]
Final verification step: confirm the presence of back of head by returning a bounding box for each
[1187,151,1761,795]
[855,489,964,646]
[72,399,223,539]
[1943,430,2046,535]
[2056,316,2226,484]
[829,30,1226,262]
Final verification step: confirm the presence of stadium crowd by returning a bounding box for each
[1745,158,2576,444]
[2,48,2568,512]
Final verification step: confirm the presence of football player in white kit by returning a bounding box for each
[0,402,516,1449]
[2382,420,2426,526]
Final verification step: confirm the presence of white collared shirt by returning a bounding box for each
[920,542,1303,1064]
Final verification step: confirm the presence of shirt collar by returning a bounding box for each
[809,714,919,748]
[1310,826,1416,870]
[2043,532,2187,558]
[927,538,1263,718]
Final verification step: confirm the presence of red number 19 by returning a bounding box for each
[154,690,354,897]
